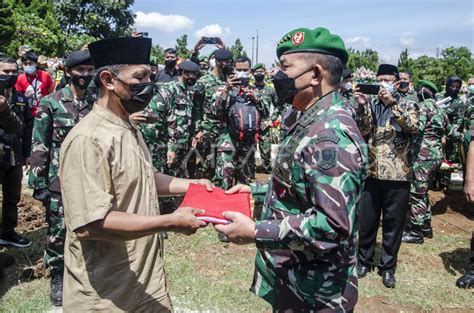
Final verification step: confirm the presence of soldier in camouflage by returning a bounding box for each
[402,80,449,244]
[251,63,283,174]
[28,50,94,306]
[215,27,368,312]
[132,61,200,213]
[398,71,418,103]
[193,49,234,180]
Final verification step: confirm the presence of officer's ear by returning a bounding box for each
[100,70,115,91]
[310,64,324,88]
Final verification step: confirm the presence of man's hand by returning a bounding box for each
[129,112,147,124]
[193,37,205,54]
[168,207,207,235]
[225,183,251,194]
[465,180,474,203]
[244,87,258,103]
[0,94,7,113]
[354,91,369,106]
[226,75,241,91]
[215,37,225,49]
[167,151,176,165]
[378,86,394,106]
[214,211,255,244]
[33,188,51,207]
[193,178,214,191]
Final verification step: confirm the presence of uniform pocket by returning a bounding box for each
[52,113,75,142]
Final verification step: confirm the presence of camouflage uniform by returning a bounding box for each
[251,83,283,173]
[409,99,449,226]
[400,90,419,103]
[28,85,92,275]
[250,91,368,312]
[193,73,227,179]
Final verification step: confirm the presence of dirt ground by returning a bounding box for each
[0,186,472,311]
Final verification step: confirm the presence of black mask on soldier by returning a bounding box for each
[221,63,234,76]
[71,74,93,90]
[186,78,197,87]
[272,69,311,104]
[398,81,409,90]
[0,74,18,89]
[112,75,155,114]
[254,73,265,83]
[150,73,157,82]
[165,59,177,69]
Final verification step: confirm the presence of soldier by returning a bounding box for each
[340,68,353,101]
[193,49,234,179]
[155,48,179,83]
[457,106,474,289]
[58,36,210,311]
[436,76,466,188]
[132,60,200,213]
[398,70,418,103]
[402,80,449,244]
[28,50,94,306]
[355,64,419,288]
[0,56,33,249]
[464,77,474,134]
[251,63,282,174]
[215,27,368,312]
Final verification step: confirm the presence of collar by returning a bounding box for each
[93,104,134,130]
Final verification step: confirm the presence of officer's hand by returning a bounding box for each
[194,37,205,53]
[226,75,241,91]
[225,184,251,194]
[244,88,257,102]
[354,91,368,106]
[129,112,147,124]
[214,212,255,244]
[33,188,51,207]
[215,37,225,49]
[169,207,207,235]
[0,95,7,113]
[193,178,214,191]
[378,87,394,106]
[167,151,176,165]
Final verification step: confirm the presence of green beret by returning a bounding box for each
[418,80,438,94]
[276,27,348,64]
[252,63,265,71]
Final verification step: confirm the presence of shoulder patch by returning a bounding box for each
[316,147,338,170]
[314,134,340,144]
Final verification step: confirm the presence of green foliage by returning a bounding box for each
[151,44,165,64]
[230,38,247,59]
[347,48,379,72]
[411,56,445,89]
[0,0,16,52]
[440,47,473,80]
[175,34,191,59]
[398,49,414,73]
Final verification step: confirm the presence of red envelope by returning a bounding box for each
[179,184,252,224]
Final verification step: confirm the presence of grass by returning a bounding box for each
[0,227,472,312]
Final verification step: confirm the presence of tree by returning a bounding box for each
[54,0,135,49]
[230,38,247,59]
[411,56,445,90]
[4,0,65,57]
[398,49,414,73]
[151,44,164,64]
[0,1,16,52]
[440,47,473,81]
[175,34,191,59]
[346,48,379,72]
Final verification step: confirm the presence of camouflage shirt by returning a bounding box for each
[250,91,368,311]
[140,80,195,155]
[193,73,227,135]
[250,83,283,122]
[412,99,449,161]
[436,93,466,142]
[356,92,419,181]
[28,85,92,192]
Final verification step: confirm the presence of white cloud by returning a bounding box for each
[346,36,372,48]
[400,33,415,47]
[194,24,231,38]
[134,11,193,32]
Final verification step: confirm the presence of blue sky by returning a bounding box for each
[132,0,473,66]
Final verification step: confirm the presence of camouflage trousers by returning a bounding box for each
[214,132,256,190]
[44,191,65,276]
[437,139,463,188]
[409,159,442,226]
[258,128,272,174]
[194,130,218,180]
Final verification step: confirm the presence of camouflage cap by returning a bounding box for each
[252,63,265,71]
[276,27,348,64]
[418,80,438,94]
[37,55,48,65]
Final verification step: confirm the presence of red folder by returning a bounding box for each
[179,184,252,224]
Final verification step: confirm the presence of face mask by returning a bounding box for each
[468,85,474,94]
[0,74,18,89]
[446,87,460,97]
[272,69,311,104]
[222,64,234,76]
[113,76,155,114]
[71,74,92,90]
[342,82,352,91]
[254,73,265,83]
[186,77,197,87]
[24,65,36,75]
[381,82,395,94]
[150,73,157,82]
[165,59,177,69]
[399,81,409,89]
[209,59,216,69]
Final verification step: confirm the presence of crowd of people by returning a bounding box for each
[0,26,473,312]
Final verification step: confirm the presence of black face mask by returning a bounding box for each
[254,74,265,83]
[272,69,310,104]
[150,73,157,82]
[165,59,177,69]
[0,74,18,89]
[446,86,460,97]
[71,74,93,90]
[113,76,155,114]
[222,64,234,76]
[186,78,197,87]
[398,81,409,89]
